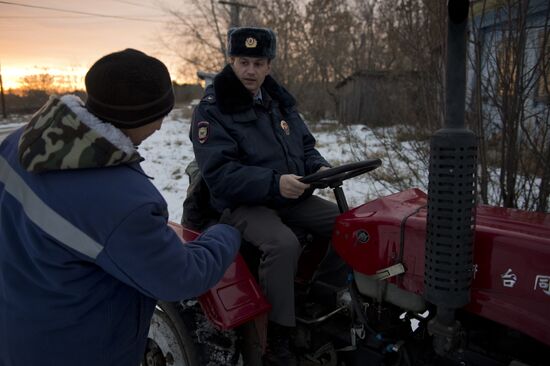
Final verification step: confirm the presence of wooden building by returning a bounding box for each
[335,70,419,126]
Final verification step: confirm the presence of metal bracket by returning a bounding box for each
[372,263,406,280]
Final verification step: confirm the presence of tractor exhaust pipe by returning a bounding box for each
[424,0,477,356]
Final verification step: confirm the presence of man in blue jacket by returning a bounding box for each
[0,49,241,366]
[190,27,345,365]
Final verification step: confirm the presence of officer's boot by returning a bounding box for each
[263,322,297,366]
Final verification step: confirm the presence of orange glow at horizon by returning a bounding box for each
[1,64,195,92]
[1,65,88,91]
[0,1,196,93]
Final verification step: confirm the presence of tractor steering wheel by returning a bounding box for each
[299,159,382,189]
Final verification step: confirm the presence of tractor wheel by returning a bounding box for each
[145,300,241,365]
[143,301,199,366]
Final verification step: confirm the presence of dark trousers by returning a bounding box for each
[229,196,346,326]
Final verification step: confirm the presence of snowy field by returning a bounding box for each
[1,107,428,223]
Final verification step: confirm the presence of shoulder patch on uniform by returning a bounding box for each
[197,121,209,144]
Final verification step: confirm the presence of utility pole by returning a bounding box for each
[0,63,6,119]
[219,0,256,28]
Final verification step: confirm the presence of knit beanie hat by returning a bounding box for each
[85,48,175,129]
[227,27,277,60]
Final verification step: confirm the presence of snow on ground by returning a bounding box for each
[139,109,195,223]
[0,117,27,140]
[0,113,33,127]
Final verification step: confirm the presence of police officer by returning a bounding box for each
[190,27,345,365]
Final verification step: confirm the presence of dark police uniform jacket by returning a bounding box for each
[191,64,330,212]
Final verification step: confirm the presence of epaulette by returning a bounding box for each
[201,94,216,104]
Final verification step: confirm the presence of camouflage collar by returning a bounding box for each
[18,95,142,173]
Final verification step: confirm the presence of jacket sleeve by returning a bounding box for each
[95,202,241,301]
[191,105,281,209]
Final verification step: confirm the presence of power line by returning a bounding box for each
[0,14,165,19]
[110,0,160,11]
[0,15,92,19]
[0,0,163,23]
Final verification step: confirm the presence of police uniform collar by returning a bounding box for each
[213,64,296,115]
[255,89,263,102]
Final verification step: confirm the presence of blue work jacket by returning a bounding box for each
[0,95,240,366]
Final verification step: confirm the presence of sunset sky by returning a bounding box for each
[0,0,187,90]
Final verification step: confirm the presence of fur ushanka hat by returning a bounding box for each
[227,27,277,60]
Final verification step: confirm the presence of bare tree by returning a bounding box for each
[468,0,550,210]
[377,0,446,132]
[160,0,234,81]
[19,73,56,95]
[255,0,309,90]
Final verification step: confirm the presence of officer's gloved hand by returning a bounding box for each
[218,208,247,235]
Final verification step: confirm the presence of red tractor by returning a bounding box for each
[142,1,550,365]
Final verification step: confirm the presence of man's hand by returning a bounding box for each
[317,166,330,173]
[280,174,310,199]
